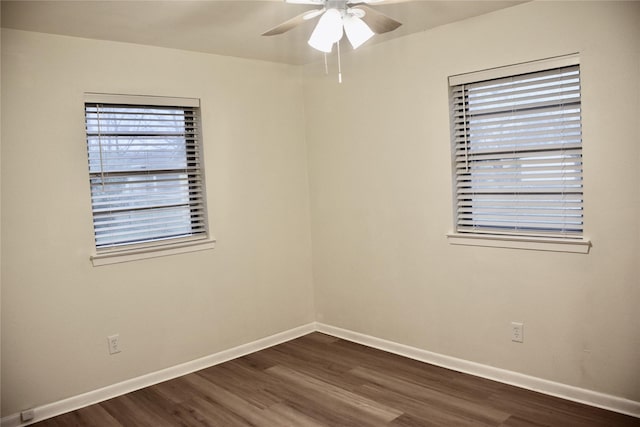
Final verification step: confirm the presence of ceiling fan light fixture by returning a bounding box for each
[308,8,344,53]
[343,14,374,49]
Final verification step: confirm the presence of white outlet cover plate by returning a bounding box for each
[108,334,121,354]
[511,322,524,343]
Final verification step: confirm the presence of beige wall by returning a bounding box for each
[304,1,640,401]
[0,30,314,415]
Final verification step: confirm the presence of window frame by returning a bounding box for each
[446,55,590,253]
[84,93,215,266]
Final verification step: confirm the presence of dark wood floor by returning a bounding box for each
[35,333,639,426]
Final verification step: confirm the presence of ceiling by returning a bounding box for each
[1,0,526,65]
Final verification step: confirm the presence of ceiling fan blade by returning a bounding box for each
[262,9,322,36]
[354,5,402,34]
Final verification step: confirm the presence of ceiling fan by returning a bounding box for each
[262,0,403,53]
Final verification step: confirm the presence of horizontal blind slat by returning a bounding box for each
[455,148,582,162]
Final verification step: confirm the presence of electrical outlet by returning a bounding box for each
[108,334,121,354]
[511,322,524,343]
[21,409,35,422]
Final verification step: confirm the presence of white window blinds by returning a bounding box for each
[450,59,583,238]
[84,95,207,250]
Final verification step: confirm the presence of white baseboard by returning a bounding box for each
[316,322,640,419]
[4,321,638,426]
[1,323,316,427]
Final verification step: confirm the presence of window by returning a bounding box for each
[84,94,212,264]
[448,55,589,252]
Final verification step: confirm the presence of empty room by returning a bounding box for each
[1,0,639,425]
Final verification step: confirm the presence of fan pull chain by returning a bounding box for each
[324,53,329,75]
[337,40,342,83]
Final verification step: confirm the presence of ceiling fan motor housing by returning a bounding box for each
[326,0,350,11]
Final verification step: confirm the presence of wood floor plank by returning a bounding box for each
[196,360,284,410]
[258,342,356,380]
[350,366,510,425]
[148,375,206,405]
[175,395,255,426]
[487,387,640,427]
[264,403,330,427]
[357,382,491,427]
[33,332,640,427]
[331,339,498,402]
[250,346,369,392]
[33,404,123,427]
[264,379,398,426]
[266,364,404,423]
[99,393,174,427]
[184,372,273,426]
[499,415,548,427]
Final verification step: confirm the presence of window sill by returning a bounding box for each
[91,239,216,266]
[446,233,590,254]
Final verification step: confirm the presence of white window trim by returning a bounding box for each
[447,233,590,254]
[84,93,212,265]
[84,93,200,108]
[447,54,590,253]
[448,53,580,86]
[90,238,216,266]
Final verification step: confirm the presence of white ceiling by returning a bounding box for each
[1,0,526,65]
